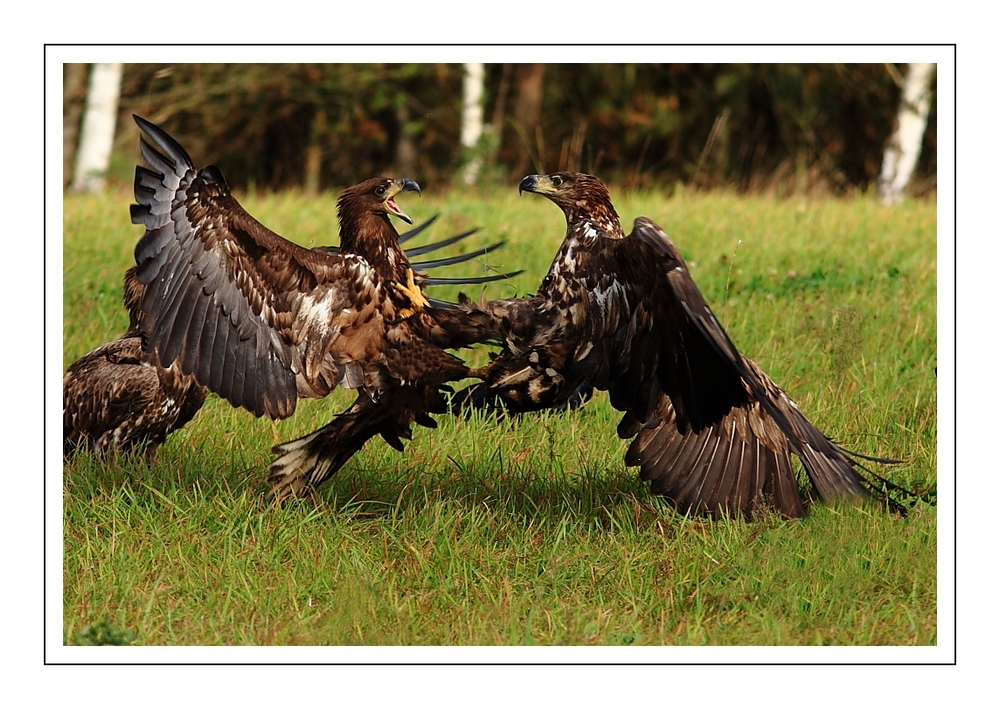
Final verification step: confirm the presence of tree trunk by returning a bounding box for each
[878,63,935,204]
[512,64,546,174]
[303,108,327,196]
[491,64,512,140]
[395,98,417,179]
[460,62,486,186]
[63,63,89,190]
[71,63,123,193]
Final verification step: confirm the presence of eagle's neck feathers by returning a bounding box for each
[338,209,407,283]
[554,186,623,264]
[562,191,624,240]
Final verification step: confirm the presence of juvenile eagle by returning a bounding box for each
[459,172,907,519]
[63,219,500,463]
[63,266,207,460]
[130,116,508,499]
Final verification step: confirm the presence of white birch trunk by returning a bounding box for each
[71,63,123,193]
[878,63,935,205]
[460,62,485,186]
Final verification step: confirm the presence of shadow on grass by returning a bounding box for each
[63,440,699,533]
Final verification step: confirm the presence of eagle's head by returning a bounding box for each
[519,172,622,237]
[338,176,421,226]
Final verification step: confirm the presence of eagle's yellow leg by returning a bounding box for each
[393,268,430,319]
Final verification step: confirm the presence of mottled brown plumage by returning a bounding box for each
[63,266,207,459]
[129,116,505,499]
[459,172,910,519]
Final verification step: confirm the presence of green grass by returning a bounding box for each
[61,185,938,646]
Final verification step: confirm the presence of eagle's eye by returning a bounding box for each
[551,175,563,186]
[375,185,387,196]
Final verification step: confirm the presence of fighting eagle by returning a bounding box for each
[63,266,207,460]
[63,218,501,463]
[129,116,509,499]
[459,172,910,519]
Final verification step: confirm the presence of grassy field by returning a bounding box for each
[60,184,938,647]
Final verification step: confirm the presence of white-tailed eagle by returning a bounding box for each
[129,116,511,499]
[458,172,920,519]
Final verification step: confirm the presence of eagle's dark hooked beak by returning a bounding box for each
[386,178,421,224]
[519,174,540,195]
[398,177,422,196]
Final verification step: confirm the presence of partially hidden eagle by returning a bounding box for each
[63,266,207,460]
[129,115,509,499]
[458,171,915,520]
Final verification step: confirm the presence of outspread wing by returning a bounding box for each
[130,115,387,420]
[588,219,748,439]
[621,218,881,515]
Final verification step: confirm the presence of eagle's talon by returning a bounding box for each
[392,267,431,320]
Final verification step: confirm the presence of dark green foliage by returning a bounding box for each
[67,63,935,196]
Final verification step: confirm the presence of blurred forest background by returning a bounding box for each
[62,63,937,198]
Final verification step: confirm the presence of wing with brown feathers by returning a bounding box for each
[609,217,751,437]
[569,217,887,517]
[621,218,879,514]
[624,395,805,518]
[131,115,386,420]
[63,336,155,457]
